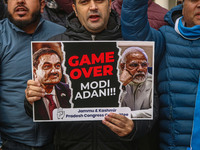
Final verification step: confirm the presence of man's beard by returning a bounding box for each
[132,72,148,84]
[8,9,41,29]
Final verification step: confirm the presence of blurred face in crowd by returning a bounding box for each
[72,0,112,34]
[182,0,200,27]
[34,53,62,87]
[7,0,45,32]
[120,51,148,85]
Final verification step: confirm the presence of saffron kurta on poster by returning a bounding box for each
[31,41,154,122]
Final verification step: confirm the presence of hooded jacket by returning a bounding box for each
[121,1,200,150]
[49,10,137,150]
[49,10,122,41]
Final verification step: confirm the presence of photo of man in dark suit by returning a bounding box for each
[33,48,71,120]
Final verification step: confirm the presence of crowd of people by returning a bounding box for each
[0,0,199,150]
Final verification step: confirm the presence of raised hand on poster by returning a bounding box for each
[25,78,45,105]
[119,62,137,86]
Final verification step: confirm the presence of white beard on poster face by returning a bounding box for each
[132,72,148,84]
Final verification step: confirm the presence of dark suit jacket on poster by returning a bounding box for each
[34,82,71,120]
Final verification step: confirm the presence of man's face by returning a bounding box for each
[72,0,111,34]
[183,0,200,27]
[35,53,62,86]
[7,0,45,29]
[120,51,148,85]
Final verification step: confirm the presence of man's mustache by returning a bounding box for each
[48,73,59,78]
[133,72,146,79]
[14,5,29,12]
[88,11,101,18]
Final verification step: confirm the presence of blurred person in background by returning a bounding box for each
[111,0,168,30]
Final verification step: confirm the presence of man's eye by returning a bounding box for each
[141,63,148,67]
[129,63,139,68]
[43,64,51,70]
[79,0,88,4]
[55,64,61,69]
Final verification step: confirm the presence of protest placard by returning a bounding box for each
[31,41,154,122]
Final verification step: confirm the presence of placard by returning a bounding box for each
[31,41,154,122]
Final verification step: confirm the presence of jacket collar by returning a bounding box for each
[175,16,200,40]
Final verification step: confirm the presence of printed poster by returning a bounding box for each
[31,41,154,122]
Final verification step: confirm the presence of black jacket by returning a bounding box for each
[51,11,157,150]
[49,10,122,41]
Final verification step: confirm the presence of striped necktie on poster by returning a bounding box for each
[45,94,56,120]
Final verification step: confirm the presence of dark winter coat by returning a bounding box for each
[49,10,157,150]
[49,10,122,41]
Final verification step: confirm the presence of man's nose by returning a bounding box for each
[51,67,57,73]
[137,64,144,71]
[17,0,26,4]
[89,0,98,10]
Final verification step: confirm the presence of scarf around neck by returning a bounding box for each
[175,16,200,40]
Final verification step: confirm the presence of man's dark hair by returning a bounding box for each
[33,48,61,69]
